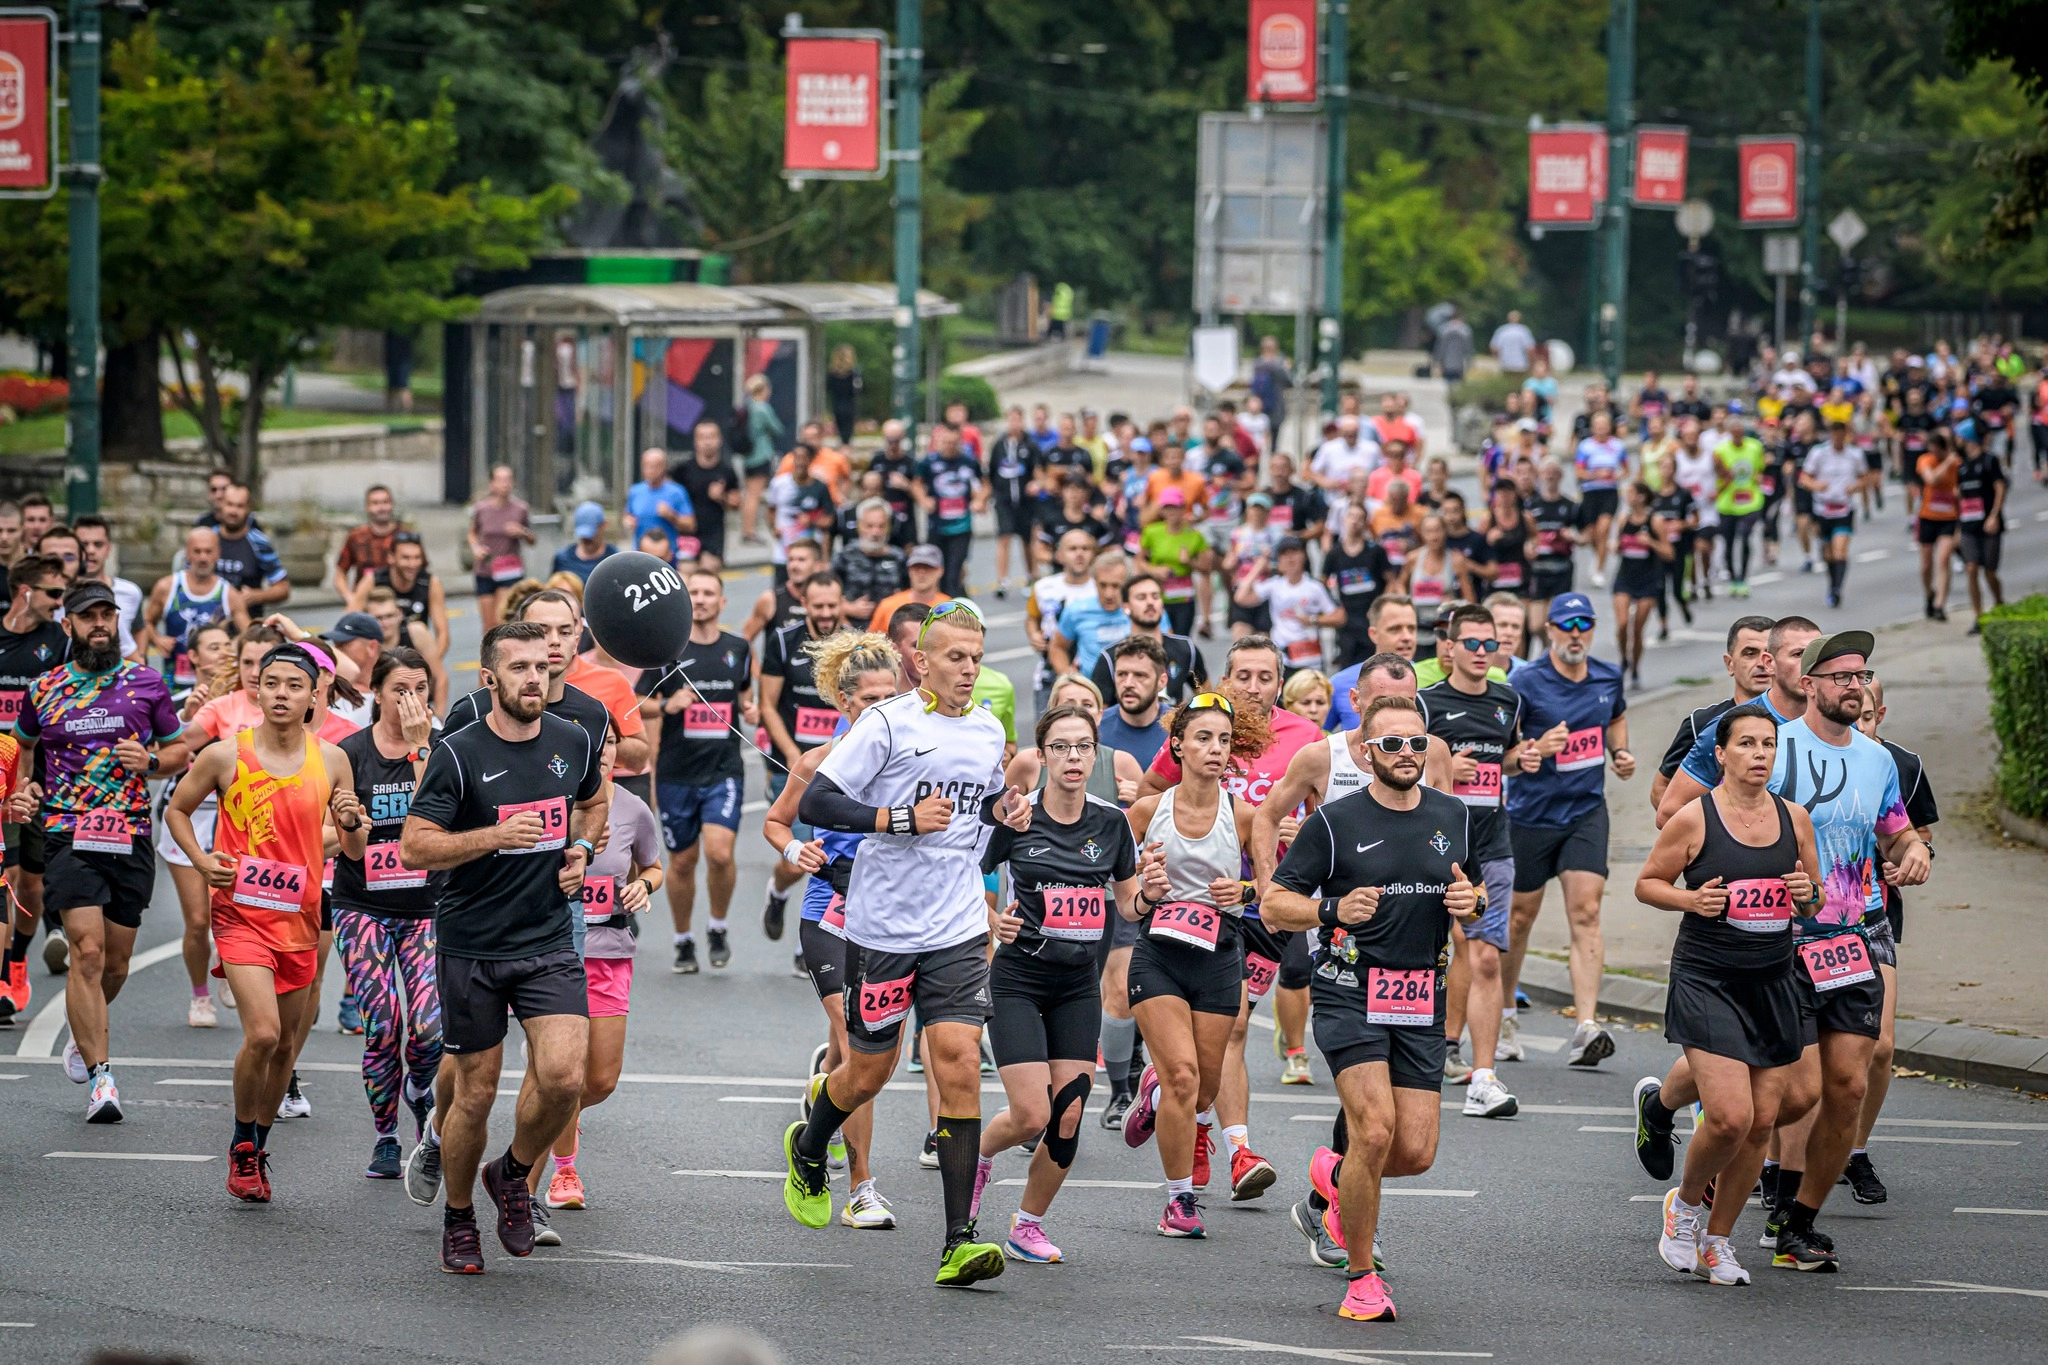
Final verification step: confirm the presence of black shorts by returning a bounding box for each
[1816,512,1854,540]
[1960,525,2002,568]
[1238,915,1300,1002]
[1227,601,1272,633]
[695,524,727,564]
[1127,913,1244,1017]
[3,819,45,874]
[1511,805,1610,889]
[1530,567,1574,601]
[1310,969,1446,1092]
[1581,488,1619,521]
[1612,558,1662,599]
[438,948,588,1054]
[1794,487,1815,519]
[988,948,1101,1067]
[1792,945,1885,1043]
[1863,446,1885,473]
[799,916,858,1002]
[44,831,156,928]
[843,935,990,1054]
[615,772,653,809]
[1664,968,1804,1069]
[1916,516,1958,546]
[993,496,1031,538]
[320,890,333,934]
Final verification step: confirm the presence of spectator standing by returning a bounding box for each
[210,482,289,610]
[552,502,620,584]
[739,372,786,544]
[1250,335,1291,436]
[825,343,864,443]
[1433,306,1475,382]
[467,463,533,631]
[915,422,987,597]
[331,485,406,601]
[1490,311,1538,375]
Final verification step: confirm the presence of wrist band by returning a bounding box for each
[888,805,915,836]
[571,838,596,858]
[1318,897,1342,928]
[782,839,806,866]
[1239,880,1257,906]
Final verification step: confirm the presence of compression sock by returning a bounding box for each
[445,1202,476,1227]
[6,929,29,961]
[796,1077,858,1163]
[554,1153,577,1172]
[498,1148,533,1185]
[1223,1124,1249,1151]
[255,1123,271,1151]
[1775,1170,1804,1217]
[1100,1013,1138,1093]
[934,1115,984,1242]
[193,984,210,999]
[1787,1199,1822,1233]
[232,1118,257,1151]
[1827,558,1847,593]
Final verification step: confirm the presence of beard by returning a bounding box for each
[1815,689,1863,726]
[495,681,546,723]
[75,640,121,674]
[1369,751,1423,791]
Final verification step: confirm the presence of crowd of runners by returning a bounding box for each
[1,328,2010,1324]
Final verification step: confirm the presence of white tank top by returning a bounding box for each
[1144,785,1244,918]
[1325,731,1371,799]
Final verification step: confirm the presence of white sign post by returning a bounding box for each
[1763,234,1802,351]
[1191,326,1241,395]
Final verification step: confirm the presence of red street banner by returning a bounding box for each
[0,12,53,195]
[1631,126,1688,207]
[1527,126,1605,228]
[1247,0,1317,105]
[1739,137,1801,225]
[784,35,884,178]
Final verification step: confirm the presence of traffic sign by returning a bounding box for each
[1192,326,1241,392]
[1827,208,1867,254]
[1763,234,1801,276]
[1675,199,1715,242]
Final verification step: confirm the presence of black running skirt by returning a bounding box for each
[1664,969,1804,1069]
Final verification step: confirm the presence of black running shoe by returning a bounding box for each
[673,940,698,974]
[440,1213,484,1274]
[1845,1152,1888,1204]
[1771,1224,1839,1272]
[481,1156,535,1257]
[763,892,787,942]
[707,927,731,969]
[1100,1091,1133,1131]
[1757,1165,1779,1208]
[1632,1077,1675,1182]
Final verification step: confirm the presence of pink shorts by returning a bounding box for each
[212,921,320,995]
[585,956,634,1018]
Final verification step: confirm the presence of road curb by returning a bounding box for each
[1516,956,2048,1092]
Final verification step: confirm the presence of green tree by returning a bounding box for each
[1909,62,2048,298]
[1343,150,1522,340]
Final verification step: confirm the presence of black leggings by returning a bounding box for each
[936,531,972,598]
[1720,514,1756,583]
[1661,549,1687,612]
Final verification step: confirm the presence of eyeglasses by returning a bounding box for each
[1553,617,1596,634]
[1457,637,1501,653]
[1045,740,1097,759]
[1366,735,1431,755]
[32,584,64,599]
[1810,668,1875,687]
[1185,692,1236,717]
[915,598,985,647]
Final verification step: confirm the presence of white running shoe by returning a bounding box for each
[1591,570,1607,589]
[188,995,218,1029]
[219,975,236,1010]
[86,1069,123,1124]
[276,1077,312,1120]
[1567,1019,1615,1067]
[1694,1232,1751,1285]
[1463,1070,1519,1118]
[1495,1013,1524,1063]
[1659,1189,1702,1273]
[63,1038,89,1084]
[840,1179,896,1229]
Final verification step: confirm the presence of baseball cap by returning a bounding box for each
[62,582,118,615]
[328,612,384,644]
[1157,488,1187,507]
[1800,629,1875,677]
[907,544,945,569]
[1546,592,1597,625]
[572,501,605,538]
[1247,492,1274,510]
[1275,533,1306,555]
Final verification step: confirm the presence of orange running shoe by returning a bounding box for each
[546,1164,587,1210]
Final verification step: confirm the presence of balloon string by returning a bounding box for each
[653,660,815,788]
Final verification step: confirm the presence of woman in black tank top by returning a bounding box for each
[1632,703,1821,1281]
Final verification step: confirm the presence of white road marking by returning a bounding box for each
[1108,1336,1491,1359]
[1748,571,1785,585]
[1515,1034,1568,1054]
[157,1078,234,1087]
[984,646,1037,663]
[1868,1135,2019,1147]
[0,1074,23,1081]
[1843,1280,2048,1301]
[1955,1207,2048,1216]
[19,939,185,1057]
[1855,548,1891,562]
[672,1168,839,1180]
[1878,1118,2048,1132]
[0,1323,34,1328]
[544,1249,852,1273]
[718,1095,799,1104]
[2035,509,2048,521]
[1578,1126,1635,1134]
[995,1178,1161,1189]
[45,1151,215,1162]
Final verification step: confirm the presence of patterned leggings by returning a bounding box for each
[334,909,442,1137]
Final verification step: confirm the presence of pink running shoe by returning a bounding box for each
[1003,1216,1062,1263]
[970,1156,994,1220]
[1192,1123,1214,1188]
[1122,1063,1161,1148]
[1157,1191,1205,1238]
[1339,1272,1396,1322]
[546,1164,586,1210]
[1308,1145,1342,1203]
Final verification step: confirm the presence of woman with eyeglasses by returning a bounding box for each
[1119,688,1269,1239]
[970,703,1165,1263]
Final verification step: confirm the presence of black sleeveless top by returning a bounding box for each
[375,566,434,625]
[330,728,443,918]
[1674,791,1797,979]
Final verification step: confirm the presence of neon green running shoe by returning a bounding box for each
[935,1228,1006,1288]
[783,1121,831,1228]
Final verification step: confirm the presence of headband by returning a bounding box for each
[258,644,320,688]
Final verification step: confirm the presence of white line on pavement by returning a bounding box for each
[156,1079,233,1087]
[19,939,186,1057]
[1877,1118,2048,1132]
[1107,1335,1492,1358]
[546,1249,852,1273]
[1868,1135,2020,1146]
[718,1096,799,1104]
[1578,1126,1635,1133]
[1515,1035,1569,1054]
[1856,548,1892,562]
[995,1178,1161,1189]
[1954,1207,2048,1216]
[1842,1280,2048,1301]
[0,1074,23,1081]
[45,1151,215,1161]
[670,1169,793,1179]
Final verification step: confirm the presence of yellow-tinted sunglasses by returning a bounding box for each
[915,598,985,647]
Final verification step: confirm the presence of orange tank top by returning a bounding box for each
[212,729,332,951]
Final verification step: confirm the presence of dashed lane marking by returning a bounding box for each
[719,1095,800,1104]
[157,1078,233,1087]
[45,1151,215,1162]
[1868,1135,2019,1146]
[1108,1336,1491,1359]
[1855,548,1892,562]
[995,1178,1161,1189]
[1955,1207,2048,1216]
[1578,1126,1636,1134]
[541,1249,852,1273]
[1877,1118,2048,1132]
[1842,1280,2048,1301]
[672,1168,841,1180]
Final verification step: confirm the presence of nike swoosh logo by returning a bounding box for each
[1025,846,1050,856]
[913,746,937,756]
[1441,711,1465,720]
[1356,840,1384,853]
[482,770,507,782]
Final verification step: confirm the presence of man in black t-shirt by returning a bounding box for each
[402,621,606,1275]
[760,572,849,934]
[677,420,743,572]
[636,568,755,975]
[0,551,69,1003]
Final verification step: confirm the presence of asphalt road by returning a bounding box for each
[5,470,2047,1364]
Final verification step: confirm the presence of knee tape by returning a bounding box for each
[1044,1073,1093,1169]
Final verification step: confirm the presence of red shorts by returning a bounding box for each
[212,920,320,995]
[585,956,634,1018]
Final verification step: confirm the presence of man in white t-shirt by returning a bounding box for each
[1801,419,1868,608]
[1310,415,1380,492]
[1490,311,1537,374]
[1234,536,1341,673]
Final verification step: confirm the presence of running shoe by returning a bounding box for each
[86,1069,122,1123]
[1659,1189,1702,1273]
[1282,1049,1314,1086]
[1003,1216,1060,1263]
[935,1228,1006,1287]
[707,927,731,969]
[1100,1090,1133,1131]
[763,890,787,942]
[337,993,365,1035]
[1694,1234,1751,1286]
[841,1179,895,1229]
[1308,1145,1341,1204]
[1229,1145,1277,1202]
[919,1129,940,1169]
[531,1202,561,1247]
[481,1154,535,1256]
[1289,1198,1347,1268]
[1463,1070,1518,1118]
[1845,1151,1888,1204]
[1771,1224,1839,1272]
[827,1134,847,1172]
[782,1121,832,1227]
[1567,1019,1614,1067]
[1633,1076,1676,1182]
[187,994,218,1028]
[1121,1063,1160,1148]
[62,1038,88,1084]
[405,1083,435,1143]
[1495,1013,1524,1062]
[405,1136,443,1206]
[792,950,808,978]
[1338,1272,1396,1322]
[1157,1191,1205,1238]
[366,1135,402,1179]
[276,1073,311,1119]
[1442,1042,1473,1085]
[2,956,31,1015]
[1192,1123,1214,1189]
[971,1156,994,1219]
[227,1142,269,1202]
[42,926,67,975]
[546,1164,586,1210]
[218,974,235,1010]
[440,1214,484,1274]
[673,940,698,974]
[907,1034,924,1074]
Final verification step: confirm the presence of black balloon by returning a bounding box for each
[583,551,694,669]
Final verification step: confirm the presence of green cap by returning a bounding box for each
[1799,629,1875,677]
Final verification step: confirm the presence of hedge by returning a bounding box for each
[940,373,1000,422]
[1982,594,2048,820]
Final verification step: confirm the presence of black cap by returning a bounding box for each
[328,611,384,644]
[62,581,118,615]
[1276,534,1308,556]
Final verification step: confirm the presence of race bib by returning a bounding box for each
[496,796,569,853]
[0,689,21,727]
[795,706,840,744]
[1162,574,1194,603]
[674,535,702,561]
[74,809,134,855]
[365,840,427,890]
[1245,952,1279,1001]
[1799,933,1875,991]
[1284,638,1322,664]
[821,893,847,939]
[1336,567,1376,596]
[1817,498,1852,518]
[1041,886,1106,942]
[1537,529,1571,557]
[1149,900,1222,951]
[1725,877,1792,933]
[1493,561,1523,589]
[580,874,616,923]
[489,553,525,583]
[858,970,915,1030]
[939,495,969,520]
[682,700,733,740]
[1960,496,1986,522]
[232,856,310,913]
[1620,532,1651,559]
[1366,967,1436,1026]
[1556,726,1606,772]
[1452,761,1502,807]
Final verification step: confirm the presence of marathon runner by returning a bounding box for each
[1714,414,1768,597]
[1025,529,1100,707]
[784,599,1011,1287]
[1801,420,1867,609]
[986,406,1041,598]
[1650,616,1776,813]
[1093,637,1170,1125]
[399,621,608,1273]
[166,643,366,1200]
[142,527,244,689]
[741,537,821,641]
[1089,574,1207,706]
[1655,616,1819,825]
[0,552,70,1009]
[1321,502,1393,672]
[1325,596,1419,732]
[1522,460,1583,643]
[1913,431,1961,621]
[761,570,852,949]
[1574,411,1630,588]
[1263,694,1481,1323]
[1956,429,2007,630]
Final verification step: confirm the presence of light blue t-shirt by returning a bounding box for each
[626,479,695,554]
[1052,599,1132,678]
[1679,691,1796,787]
[1767,718,1909,931]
